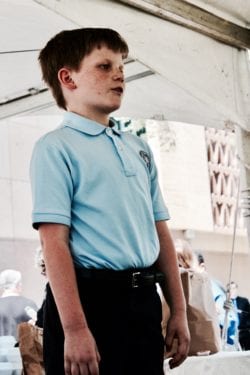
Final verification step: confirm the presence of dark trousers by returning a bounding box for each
[43,274,165,375]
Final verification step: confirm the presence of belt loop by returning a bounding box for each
[131,272,141,288]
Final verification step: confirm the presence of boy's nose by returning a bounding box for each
[113,68,124,82]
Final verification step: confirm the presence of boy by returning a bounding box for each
[30,28,189,375]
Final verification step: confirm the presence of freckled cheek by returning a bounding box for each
[95,85,105,96]
[93,81,107,96]
[86,74,108,96]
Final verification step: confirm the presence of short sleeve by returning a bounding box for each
[30,136,73,229]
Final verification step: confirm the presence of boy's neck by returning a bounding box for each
[68,109,110,127]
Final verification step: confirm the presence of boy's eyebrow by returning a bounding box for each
[96,58,124,66]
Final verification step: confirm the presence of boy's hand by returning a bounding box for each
[223,300,234,311]
[64,326,100,375]
[165,312,190,369]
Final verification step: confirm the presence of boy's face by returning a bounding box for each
[67,45,125,121]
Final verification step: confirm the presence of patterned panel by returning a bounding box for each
[205,128,245,229]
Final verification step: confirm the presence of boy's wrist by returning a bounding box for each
[63,320,88,334]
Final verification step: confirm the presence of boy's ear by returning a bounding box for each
[58,68,76,89]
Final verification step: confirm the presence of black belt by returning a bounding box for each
[75,266,165,288]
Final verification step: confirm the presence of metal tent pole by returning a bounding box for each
[221,174,242,351]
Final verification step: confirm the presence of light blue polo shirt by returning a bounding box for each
[30,112,170,270]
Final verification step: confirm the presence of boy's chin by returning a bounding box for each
[106,102,122,113]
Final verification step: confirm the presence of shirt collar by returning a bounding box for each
[61,112,121,136]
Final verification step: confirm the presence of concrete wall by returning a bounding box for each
[0,115,61,240]
[0,238,45,306]
[156,121,213,231]
[0,115,60,304]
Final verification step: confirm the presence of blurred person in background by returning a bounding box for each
[195,251,226,299]
[224,281,250,350]
[175,239,199,270]
[34,247,46,328]
[0,269,38,339]
[173,239,221,355]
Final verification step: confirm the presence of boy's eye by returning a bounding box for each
[99,64,111,70]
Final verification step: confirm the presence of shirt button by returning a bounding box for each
[106,128,112,135]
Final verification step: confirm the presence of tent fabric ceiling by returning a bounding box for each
[184,0,250,28]
[1,0,250,131]
[0,0,77,101]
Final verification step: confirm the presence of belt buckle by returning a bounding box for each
[132,272,141,288]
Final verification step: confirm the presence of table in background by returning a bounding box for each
[0,362,22,375]
[0,337,22,375]
[164,350,250,375]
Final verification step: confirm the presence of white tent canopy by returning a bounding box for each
[0,0,250,131]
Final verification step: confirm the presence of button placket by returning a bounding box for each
[105,129,135,176]
[113,137,136,177]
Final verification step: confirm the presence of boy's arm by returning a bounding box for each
[39,223,100,375]
[155,220,190,369]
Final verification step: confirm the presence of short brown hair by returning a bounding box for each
[38,28,129,110]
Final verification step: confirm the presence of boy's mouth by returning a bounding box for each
[111,87,124,94]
